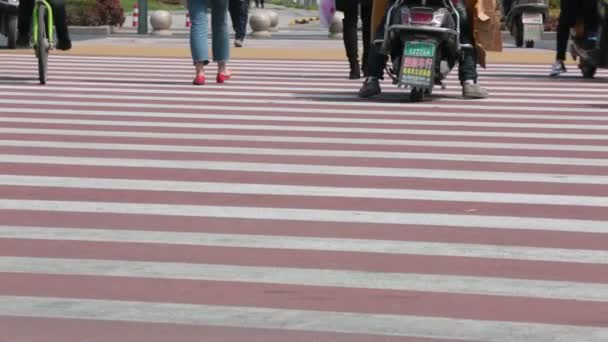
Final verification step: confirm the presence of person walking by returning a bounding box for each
[550,0,599,76]
[229,0,249,47]
[254,0,264,9]
[336,0,372,79]
[188,0,232,85]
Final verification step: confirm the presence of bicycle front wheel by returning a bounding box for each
[37,4,48,85]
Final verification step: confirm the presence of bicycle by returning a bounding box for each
[31,0,54,84]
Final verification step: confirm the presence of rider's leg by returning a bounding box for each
[50,0,71,50]
[358,10,388,98]
[17,0,33,47]
[582,0,599,48]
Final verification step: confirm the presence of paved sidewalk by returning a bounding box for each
[120,3,321,35]
[3,37,561,64]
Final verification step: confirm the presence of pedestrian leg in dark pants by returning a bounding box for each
[342,4,361,79]
[229,0,248,47]
[360,0,372,77]
[341,0,373,79]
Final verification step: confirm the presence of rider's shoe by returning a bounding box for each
[358,77,381,98]
[56,38,72,51]
[16,34,30,48]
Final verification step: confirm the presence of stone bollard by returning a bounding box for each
[267,10,279,32]
[150,10,173,36]
[249,10,272,38]
[328,11,343,39]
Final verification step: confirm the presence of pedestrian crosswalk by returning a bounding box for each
[0,54,607,342]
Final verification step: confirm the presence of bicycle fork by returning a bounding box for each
[31,0,54,48]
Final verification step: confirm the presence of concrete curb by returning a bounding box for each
[70,26,111,36]
[107,28,556,40]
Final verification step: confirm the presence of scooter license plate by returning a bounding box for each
[400,41,435,88]
[524,23,543,42]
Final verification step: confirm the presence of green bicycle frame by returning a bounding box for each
[31,0,54,46]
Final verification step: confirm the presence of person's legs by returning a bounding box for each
[17,0,34,46]
[228,0,246,46]
[238,0,249,40]
[228,0,240,35]
[342,4,361,79]
[358,10,388,98]
[360,0,372,77]
[553,0,577,70]
[454,2,487,98]
[211,0,231,80]
[51,0,71,50]
[189,0,210,83]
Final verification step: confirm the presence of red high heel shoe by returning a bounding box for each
[193,74,206,86]
[216,70,232,84]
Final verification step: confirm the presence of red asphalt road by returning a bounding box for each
[0,55,607,341]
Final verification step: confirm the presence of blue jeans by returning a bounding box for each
[188,0,230,65]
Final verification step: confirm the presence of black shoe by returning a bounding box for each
[56,38,72,51]
[358,77,381,98]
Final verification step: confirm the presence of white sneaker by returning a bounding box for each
[550,61,567,77]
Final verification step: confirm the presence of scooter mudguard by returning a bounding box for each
[522,12,543,42]
[399,40,436,91]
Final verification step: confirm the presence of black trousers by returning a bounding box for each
[502,0,512,15]
[556,0,599,60]
[229,0,249,40]
[342,0,372,72]
[254,0,264,8]
[18,0,69,41]
[367,1,477,82]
